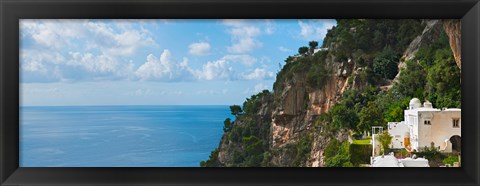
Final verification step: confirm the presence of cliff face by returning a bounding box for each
[443,19,461,69]
[206,19,458,167]
[216,93,275,167]
[394,19,461,82]
[271,52,354,166]
[394,20,444,82]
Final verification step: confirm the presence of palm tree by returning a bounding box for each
[308,41,319,55]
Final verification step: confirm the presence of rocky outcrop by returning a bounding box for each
[443,19,461,69]
[310,129,349,167]
[216,93,275,167]
[271,49,356,166]
[393,20,443,82]
[393,19,461,82]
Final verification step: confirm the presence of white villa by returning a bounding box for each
[370,153,429,167]
[388,98,461,153]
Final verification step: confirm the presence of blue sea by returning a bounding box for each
[20,105,230,167]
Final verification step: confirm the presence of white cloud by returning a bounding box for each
[68,52,118,73]
[224,20,262,54]
[20,20,159,83]
[84,21,156,57]
[242,68,274,80]
[21,20,156,57]
[222,55,257,66]
[188,42,211,56]
[278,46,292,52]
[298,20,336,41]
[133,88,153,96]
[195,89,228,95]
[254,83,269,92]
[135,50,194,81]
[264,20,275,35]
[20,20,85,49]
[222,19,248,27]
[195,59,235,81]
[20,50,64,73]
[243,83,270,94]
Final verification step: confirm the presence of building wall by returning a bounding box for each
[388,122,409,149]
[417,112,433,149]
[419,110,461,152]
[394,102,461,153]
[409,110,461,152]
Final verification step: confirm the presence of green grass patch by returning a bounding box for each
[352,139,371,145]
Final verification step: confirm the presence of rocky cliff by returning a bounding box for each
[394,19,461,83]
[203,19,459,167]
[443,19,461,69]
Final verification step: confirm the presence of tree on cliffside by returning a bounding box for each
[298,46,309,56]
[330,103,358,130]
[357,101,384,133]
[373,46,400,79]
[223,118,233,132]
[230,105,243,117]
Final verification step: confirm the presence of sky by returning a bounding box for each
[20,19,337,106]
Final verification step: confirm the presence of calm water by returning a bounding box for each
[20,105,230,167]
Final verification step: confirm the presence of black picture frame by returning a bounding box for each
[1,0,479,185]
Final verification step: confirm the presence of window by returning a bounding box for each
[424,120,431,125]
[453,119,460,128]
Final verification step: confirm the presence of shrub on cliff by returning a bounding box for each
[292,135,313,167]
[324,140,352,167]
[349,144,372,165]
[200,148,221,167]
[330,103,359,130]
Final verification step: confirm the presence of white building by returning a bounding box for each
[371,154,429,167]
[388,121,409,149]
[313,48,328,54]
[388,98,461,153]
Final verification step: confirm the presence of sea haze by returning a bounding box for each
[20,105,230,167]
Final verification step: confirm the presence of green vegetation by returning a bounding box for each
[358,101,384,133]
[352,139,370,145]
[442,155,459,166]
[200,148,220,167]
[229,105,243,117]
[292,135,313,167]
[223,118,233,132]
[394,60,427,100]
[275,46,331,93]
[324,139,353,167]
[394,31,460,109]
[330,103,358,130]
[243,89,270,115]
[373,46,400,79]
[383,97,410,122]
[414,146,446,167]
[203,90,273,167]
[308,40,319,54]
[350,144,373,165]
[298,46,309,55]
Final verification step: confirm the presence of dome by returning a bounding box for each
[409,98,421,105]
[409,98,422,109]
